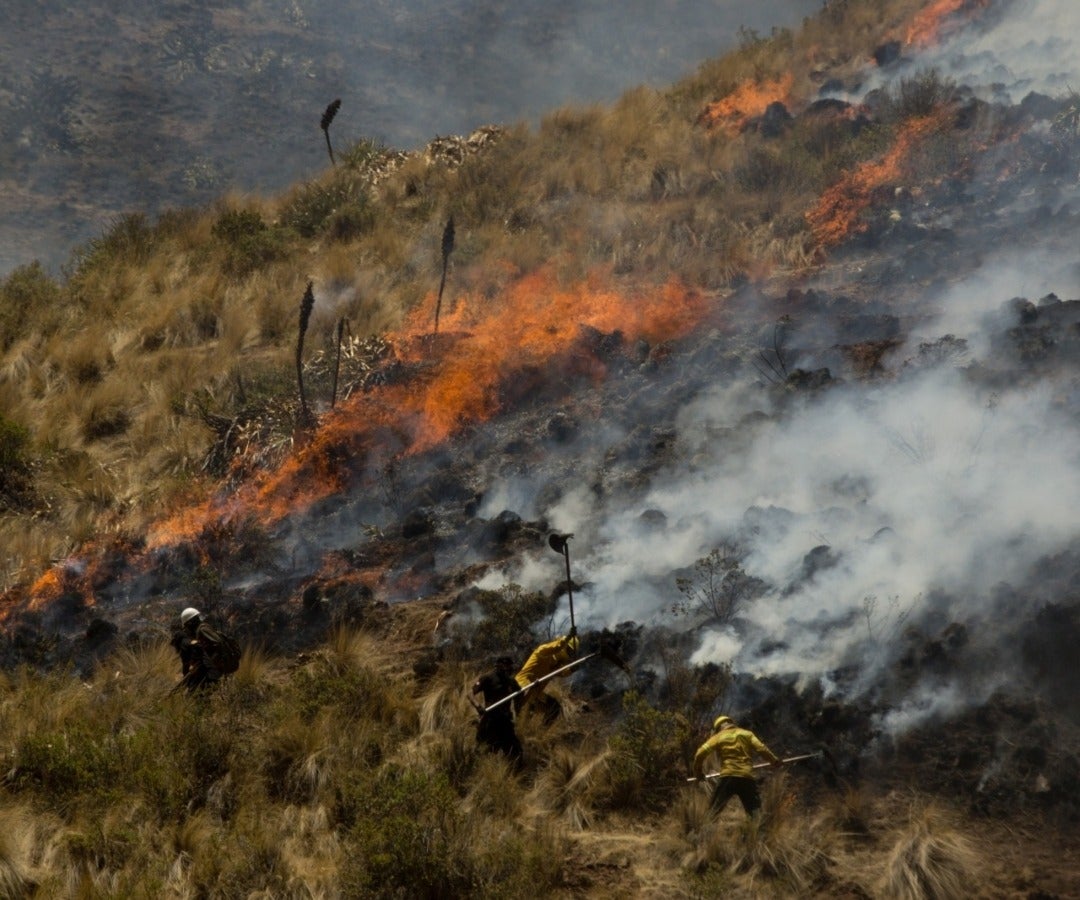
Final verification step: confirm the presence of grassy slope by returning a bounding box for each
[0,0,932,586]
[2,1,1078,896]
[0,602,1075,898]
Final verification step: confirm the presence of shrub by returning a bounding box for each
[341,767,469,898]
[603,691,691,812]
[11,726,125,809]
[280,179,375,239]
[444,583,557,661]
[69,212,156,278]
[673,543,764,626]
[883,69,958,122]
[212,208,289,277]
[0,262,64,349]
[0,415,34,508]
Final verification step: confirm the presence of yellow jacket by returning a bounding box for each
[514,635,578,690]
[692,726,779,779]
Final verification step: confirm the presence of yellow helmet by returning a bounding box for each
[713,715,733,732]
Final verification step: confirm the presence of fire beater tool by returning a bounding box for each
[548,532,576,633]
[685,752,824,782]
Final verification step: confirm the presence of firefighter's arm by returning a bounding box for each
[692,737,715,779]
[752,733,781,766]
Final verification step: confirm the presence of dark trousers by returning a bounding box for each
[710,776,762,815]
[477,714,523,767]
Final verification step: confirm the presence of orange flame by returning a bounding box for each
[806,112,947,247]
[699,73,794,133]
[905,0,990,47]
[146,268,709,549]
[25,561,97,615]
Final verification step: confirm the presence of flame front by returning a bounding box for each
[146,268,708,549]
[699,74,794,133]
[806,112,948,247]
[905,0,990,47]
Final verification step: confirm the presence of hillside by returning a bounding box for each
[1,0,1080,896]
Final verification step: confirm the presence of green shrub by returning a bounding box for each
[604,691,691,813]
[445,583,557,661]
[0,415,34,508]
[11,727,125,809]
[341,767,466,898]
[280,179,376,239]
[212,207,289,277]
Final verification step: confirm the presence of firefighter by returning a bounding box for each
[471,655,524,767]
[170,607,239,693]
[692,715,782,816]
[513,628,578,724]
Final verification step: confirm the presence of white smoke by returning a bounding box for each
[922,0,1080,102]
[459,2,1080,734]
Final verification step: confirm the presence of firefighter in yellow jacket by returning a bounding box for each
[692,715,782,816]
[514,628,578,723]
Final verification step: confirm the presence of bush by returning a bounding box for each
[69,212,156,277]
[604,691,691,812]
[0,262,64,349]
[280,179,376,239]
[211,207,289,277]
[883,69,957,122]
[444,583,557,661]
[11,726,125,809]
[0,415,34,508]
[341,767,469,898]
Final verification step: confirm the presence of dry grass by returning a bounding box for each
[0,624,1067,898]
[879,802,984,900]
[0,0,972,583]
[529,743,613,831]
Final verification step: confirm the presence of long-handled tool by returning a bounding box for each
[483,652,596,715]
[685,752,823,782]
[548,532,575,632]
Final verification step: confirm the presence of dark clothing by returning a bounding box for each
[473,670,523,767]
[710,776,762,815]
[171,622,227,693]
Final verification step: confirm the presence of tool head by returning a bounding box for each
[548,532,573,554]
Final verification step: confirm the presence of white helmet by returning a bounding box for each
[180,607,201,627]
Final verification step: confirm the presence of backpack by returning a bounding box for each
[199,625,242,675]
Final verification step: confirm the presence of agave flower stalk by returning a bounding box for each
[434,215,455,334]
[297,281,315,422]
[321,98,341,165]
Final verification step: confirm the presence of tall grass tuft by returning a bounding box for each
[0,804,43,898]
[880,803,983,900]
[529,744,611,830]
